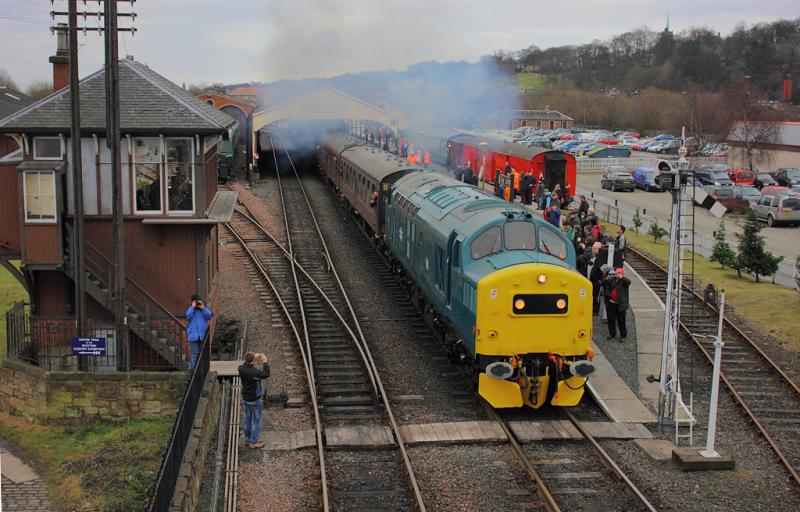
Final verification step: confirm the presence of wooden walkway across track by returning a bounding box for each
[261,420,653,450]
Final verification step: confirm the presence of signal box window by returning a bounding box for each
[24,171,57,222]
[33,137,61,160]
[134,138,162,213]
[166,138,194,213]
[504,221,536,250]
[471,226,502,260]
[538,226,567,260]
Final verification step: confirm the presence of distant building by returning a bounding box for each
[0,88,35,157]
[197,92,255,172]
[481,109,573,130]
[226,86,262,105]
[727,121,800,171]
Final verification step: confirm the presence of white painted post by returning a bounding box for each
[700,291,725,458]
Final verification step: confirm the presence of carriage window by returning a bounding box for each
[504,221,536,250]
[471,226,502,259]
[538,226,568,260]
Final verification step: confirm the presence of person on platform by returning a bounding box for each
[423,150,431,168]
[578,195,589,220]
[614,225,627,262]
[603,267,631,340]
[238,352,271,449]
[588,243,609,316]
[186,294,213,371]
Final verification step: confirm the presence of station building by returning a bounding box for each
[480,108,574,130]
[0,56,237,371]
[727,121,800,172]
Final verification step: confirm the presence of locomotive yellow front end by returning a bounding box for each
[475,263,595,409]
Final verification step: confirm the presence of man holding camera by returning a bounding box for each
[602,266,631,341]
[238,352,270,449]
[186,294,213,371]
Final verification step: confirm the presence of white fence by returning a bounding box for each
[576,156,729,171]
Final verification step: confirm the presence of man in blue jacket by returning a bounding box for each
[186,294,213,370]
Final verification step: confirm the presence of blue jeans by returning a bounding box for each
[188,340,202,370]
[242,399,262,445]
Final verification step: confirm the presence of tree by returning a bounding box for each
[0,68,18,90]
[648,219,668,243]
[25,80,52,100]
[710,221,736,269]
[736,210,784,282]
[632,208,643,233]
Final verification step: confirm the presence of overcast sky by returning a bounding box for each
[1,0,797,90]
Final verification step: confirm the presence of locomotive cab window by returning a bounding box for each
[504,221,536,250]
[471,226,502,259]
[538,226,568,260]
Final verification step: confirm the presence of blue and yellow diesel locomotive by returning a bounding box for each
[318,133,594,409]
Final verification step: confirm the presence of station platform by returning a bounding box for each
[586,342,656,424]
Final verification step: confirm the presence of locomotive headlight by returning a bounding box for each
[537,274,547,284]
[556,298,567,310]
[514,298,526,310]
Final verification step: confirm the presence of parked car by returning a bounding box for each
[632,166,661,191]
[601,166,635,191]
[694,169,733,187]
[703,185,735,201]
[650,139,681,154]
[754,172,778,189]
[774,168,800,187]
[752,195,800,227]
[631,138,655,151]
[760,185,798,198]
[727,169,755,186]
[616,137,639,148]
[733,185,761,204]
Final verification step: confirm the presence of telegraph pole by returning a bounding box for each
[104,0,125,328]
[66,3,86,334]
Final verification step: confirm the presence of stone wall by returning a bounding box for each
[0,358,187,424]
[170,373,221,512]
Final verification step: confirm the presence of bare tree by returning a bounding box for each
[25,80,53,100]
[724,75,780,170]
[0,68,18,90]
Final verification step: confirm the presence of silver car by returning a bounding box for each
[733,185,762,204]
[752,195,800,227]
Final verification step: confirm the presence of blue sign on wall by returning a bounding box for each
[72,337,106,356]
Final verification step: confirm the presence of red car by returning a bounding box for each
[559,133,575,140]
[727,169,755,186]
[760,185,798,198]
[598,136,620,145]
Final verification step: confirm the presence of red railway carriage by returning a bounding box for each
[448,134,577,197]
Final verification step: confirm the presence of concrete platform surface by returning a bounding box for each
[586,342,657,424]
[0,450,38,484]
[209,360,241,377]
[634,439,677,460]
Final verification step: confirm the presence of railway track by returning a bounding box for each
[626,247,800,487]
[223,134,426,512]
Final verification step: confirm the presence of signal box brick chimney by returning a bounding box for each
[784,74,793,103]
[49,23,69,91]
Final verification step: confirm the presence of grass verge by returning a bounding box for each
[622,226,800,351]
[517,72,545,89]
[0,261,28,362]
[0,412,172,512]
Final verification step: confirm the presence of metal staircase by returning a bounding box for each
[64,225,187,370]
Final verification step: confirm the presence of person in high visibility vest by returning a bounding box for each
[423,150,431,168]
[512,168,521,202]
[408,152,418,165]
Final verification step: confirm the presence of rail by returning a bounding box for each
[561,410,657,511]
[479,399,560,512]
[626,246,800,488]
[146,335,210,512]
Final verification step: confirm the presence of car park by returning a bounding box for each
[727,169,755,186]
[632,166,661,191]
[733,185,761,204]
[774,168,800,187]
[752,195,800,226]
[754,172,778,189]
[601,166,635,191]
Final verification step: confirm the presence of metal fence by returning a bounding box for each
[576,156,729,171]
[147,336,210,512]
[5,303,186,371]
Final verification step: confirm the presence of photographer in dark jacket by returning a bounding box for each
[238,352,270,449]
[603,267,631,341]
